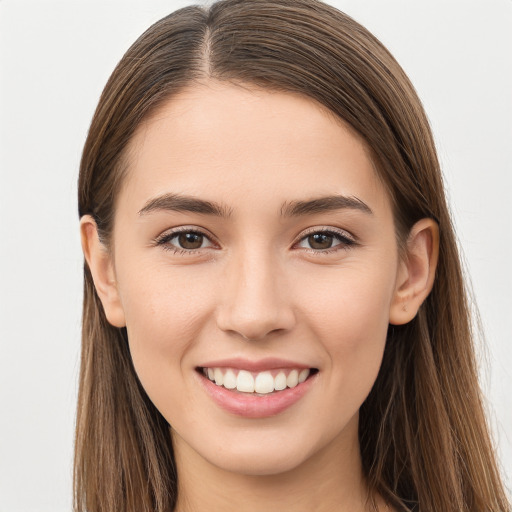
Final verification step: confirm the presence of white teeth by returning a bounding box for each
[287,369,299,388]
[274,372,287,391]
[254,371,274,394]
[223,369,237,390]
[214,368,224,386]
[236,370,255,393]
[298,369,310,383]
[203,366,314,394]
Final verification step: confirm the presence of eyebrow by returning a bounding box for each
[138,193,233,217]
[138,192,372,218]
[281,195,373,217]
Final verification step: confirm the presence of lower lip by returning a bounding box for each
[197,371,317,418]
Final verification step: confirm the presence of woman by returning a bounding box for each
[75,0,511,510]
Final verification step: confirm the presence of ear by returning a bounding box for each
[80,215,126,328]
[389,218,439,325]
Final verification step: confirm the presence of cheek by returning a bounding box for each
[116,264,214,394]
[302,259,394,324]
[119,261,212,338]
[298,263,395,381]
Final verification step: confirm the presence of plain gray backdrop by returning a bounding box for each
[1,1,511,510]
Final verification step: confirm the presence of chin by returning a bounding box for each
[205,442,312,477]
[178,420,341,478]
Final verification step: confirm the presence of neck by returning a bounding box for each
[172,415,375,512]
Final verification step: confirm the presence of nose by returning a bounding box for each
[216,250,296,341]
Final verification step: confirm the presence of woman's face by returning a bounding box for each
[108,82,406,475]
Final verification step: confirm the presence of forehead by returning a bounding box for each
[119,81,388,216]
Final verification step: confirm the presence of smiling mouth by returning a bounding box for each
[198,367,319,395]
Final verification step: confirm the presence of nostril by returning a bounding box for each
[215,278,296,340]
[236,327,287,342]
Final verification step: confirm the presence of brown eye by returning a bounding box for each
[157,229,214,252]
[296,229,355,252]
[178,232,204,249]
[307,233,334,250]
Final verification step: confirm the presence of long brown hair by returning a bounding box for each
[75,1,510,510]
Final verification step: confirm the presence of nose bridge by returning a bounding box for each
[217,246,295,340]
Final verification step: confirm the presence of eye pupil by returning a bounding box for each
[178,232,203,249]
[308,233,333,250]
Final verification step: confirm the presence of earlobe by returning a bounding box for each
[80,215,126,328]
[389,218,439,325]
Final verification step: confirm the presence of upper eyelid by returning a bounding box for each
[295,226,356,242]
[154,227,218,254]
[153,225,356,248]
[155,225,217,242]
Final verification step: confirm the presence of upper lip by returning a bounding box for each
[198,357,314,373]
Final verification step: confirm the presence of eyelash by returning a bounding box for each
[153,226,357,255]
[154,227,217,255]
[294,227,357,254]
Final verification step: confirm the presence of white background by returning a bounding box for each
[0,1,511,510]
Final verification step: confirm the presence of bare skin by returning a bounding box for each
[174,412,372,512]
[81,82,438,511]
